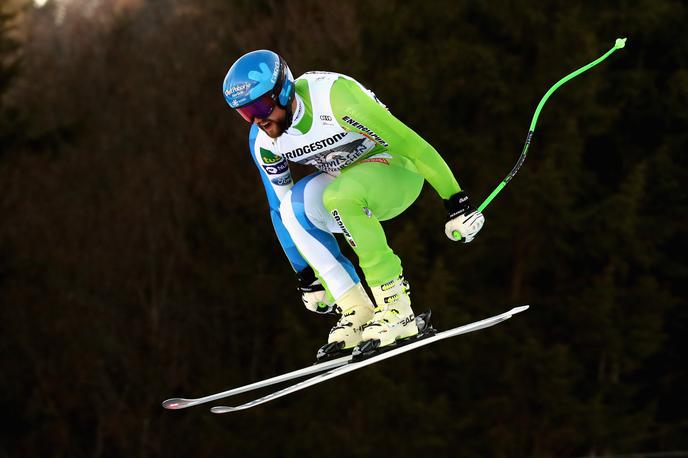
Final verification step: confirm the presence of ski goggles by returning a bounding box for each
[235,91,278,123]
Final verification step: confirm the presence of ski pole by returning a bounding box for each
[453,37,627,240]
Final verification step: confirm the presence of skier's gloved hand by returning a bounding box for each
[296,266,337,315]
[444,191,485,243]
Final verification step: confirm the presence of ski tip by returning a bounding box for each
[162,398,192,410]
[505,305,530,318]
[210,406,236,414]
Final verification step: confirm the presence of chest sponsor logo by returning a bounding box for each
[260,147,282,164]
[270,174,292,186]
[283,133,348,159]
[341,115,389,148]
[307,138,369,172]
[262,159,289,175]
[325,151,350,162]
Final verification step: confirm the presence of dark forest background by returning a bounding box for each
[1,0,686,457]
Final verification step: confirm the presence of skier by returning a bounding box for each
[222,50,485,357]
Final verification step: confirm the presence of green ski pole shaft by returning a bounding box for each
[453,37,627,240]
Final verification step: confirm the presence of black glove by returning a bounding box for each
[444,191,474,219]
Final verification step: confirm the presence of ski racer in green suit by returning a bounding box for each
[223,50,485,358]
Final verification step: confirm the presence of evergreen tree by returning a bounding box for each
[1,0,686,456]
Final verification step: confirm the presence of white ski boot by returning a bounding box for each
[316,283,374,361]
[359,275,418,350]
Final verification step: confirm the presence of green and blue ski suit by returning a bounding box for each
[248,71,461,300]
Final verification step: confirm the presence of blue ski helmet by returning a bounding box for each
[223,50,295,123]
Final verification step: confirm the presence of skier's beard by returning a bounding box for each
[270,116,289,138]
[260,114,289,139]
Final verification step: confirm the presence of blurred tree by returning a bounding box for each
[0,7,20,152]
[0,0,685,457]
[0,4,29,458]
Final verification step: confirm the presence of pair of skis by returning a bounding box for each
[162,305,529,414]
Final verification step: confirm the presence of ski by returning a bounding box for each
[162,312,432,410]
[162,354,351,410]
[210,305,529,414]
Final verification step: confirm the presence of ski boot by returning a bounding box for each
[354,275,421,356]
[316,283,375,362]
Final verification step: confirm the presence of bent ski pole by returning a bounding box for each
[453,37,627,240]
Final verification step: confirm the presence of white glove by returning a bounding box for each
[443,191,485,243]
[300,281,336,314]
[296,267,337,314]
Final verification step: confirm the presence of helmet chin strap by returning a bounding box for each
[281,81,296,130]
[283,99,294,130]
[272,100,293,135]
[273,55,295,130]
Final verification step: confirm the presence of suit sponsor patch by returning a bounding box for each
[270,175,293,186]
[331,209,356,247]
[283,133,348,159]
[262,160,289,175]
[340,115,389,147]
[260,147,282,164]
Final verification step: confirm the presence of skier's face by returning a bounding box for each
[254,105,288,138]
